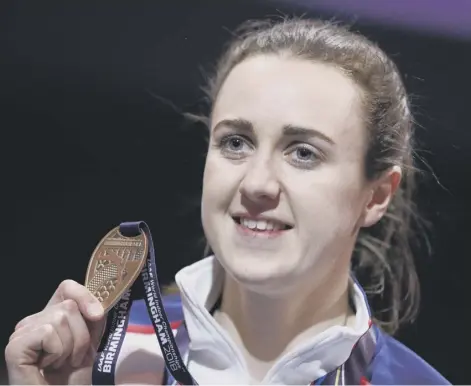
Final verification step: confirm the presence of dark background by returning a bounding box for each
[3,1,471,384]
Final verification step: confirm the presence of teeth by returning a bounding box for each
[257,220,267,230]
[240,218,284,231]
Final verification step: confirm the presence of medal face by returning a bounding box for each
[85,226,148,313]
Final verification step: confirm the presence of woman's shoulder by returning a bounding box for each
[370,327,450,385]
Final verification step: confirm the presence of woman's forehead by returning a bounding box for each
[211,56,366,149]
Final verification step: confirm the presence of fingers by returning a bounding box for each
[40,323,71,369]
[47,280,104,321]
[11,300,93,368]
[50,280,107,351]
[5,324,63,384]
[7,323,63,363]
[5,280,109,384]
[63,301,93,367]
[46,280,106,350]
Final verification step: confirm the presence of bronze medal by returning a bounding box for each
[85,226,148,313]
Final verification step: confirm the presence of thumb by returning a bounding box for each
[47,280,105,322]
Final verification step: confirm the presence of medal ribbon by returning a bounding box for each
[92,221,197,385]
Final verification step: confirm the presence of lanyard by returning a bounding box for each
[92,221,197,385]
[91,221,376,385]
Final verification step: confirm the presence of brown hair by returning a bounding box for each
[178,17,428,335]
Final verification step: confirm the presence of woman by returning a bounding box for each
[6,18,449,385]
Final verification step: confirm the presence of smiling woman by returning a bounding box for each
[5,17,449,386]
[124,18,447,385]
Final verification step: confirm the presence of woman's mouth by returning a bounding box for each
[232,216,293,235]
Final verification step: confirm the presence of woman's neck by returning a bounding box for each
[214,268,354,380]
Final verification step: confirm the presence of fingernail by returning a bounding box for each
[88,303,103,317]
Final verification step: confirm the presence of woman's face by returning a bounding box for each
[201,55,389,295]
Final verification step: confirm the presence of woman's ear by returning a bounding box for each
[362,166,402,228]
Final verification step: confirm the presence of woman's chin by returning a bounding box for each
[226,265,298,297]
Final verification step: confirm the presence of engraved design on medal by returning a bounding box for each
[85,226,148,312]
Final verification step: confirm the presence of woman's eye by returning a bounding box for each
[218,135,252,159]
[225,137,244,151]
[296,147,314,160]
[287,144,321,169]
